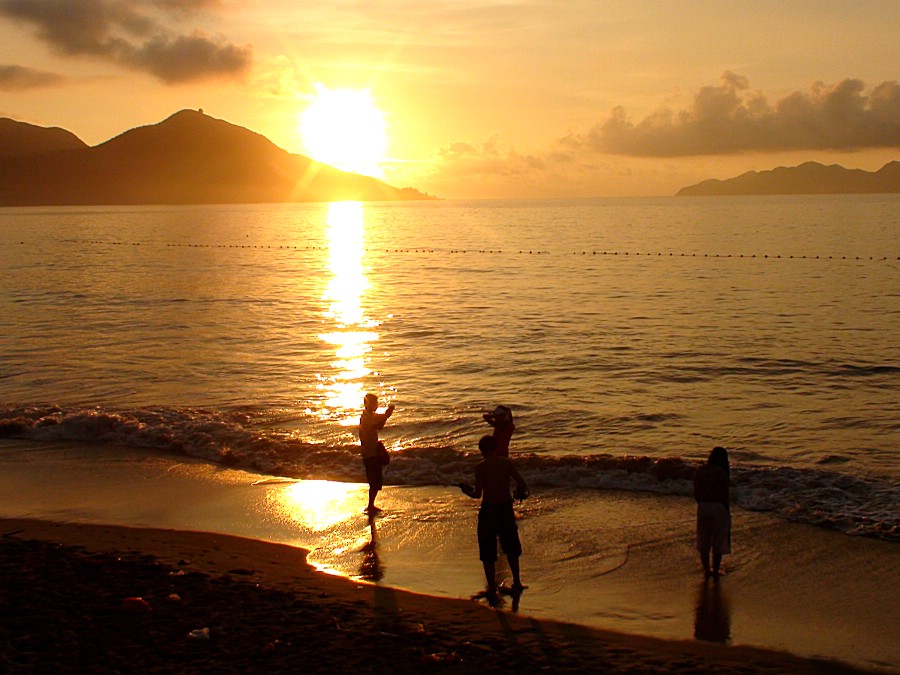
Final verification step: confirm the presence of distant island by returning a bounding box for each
[0,110,437,206]
[676,161,900,196]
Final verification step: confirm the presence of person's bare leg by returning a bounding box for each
[700,550,712,578]
[483,561,497,593]
[508,556,523,591]
[712,551,722,578]
[366,486,381,513]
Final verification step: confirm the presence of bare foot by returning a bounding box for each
[500,583,526,595]
[471,589,503,607]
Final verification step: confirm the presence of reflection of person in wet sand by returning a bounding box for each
[693,580,731,643]
[359,514,383,582]
[483,404,515,457]
[693,446,731,578]
[358,393,394,515]
[459,435,529,599]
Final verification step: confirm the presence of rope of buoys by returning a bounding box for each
[64,239,898,260]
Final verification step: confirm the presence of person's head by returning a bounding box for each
[492,405,512,425]
[708,446,729,475]
[364,393,378,411]
[478,434,497,456]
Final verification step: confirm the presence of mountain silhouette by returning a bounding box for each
[0,117,88,158]
[0,110,436,205]
[676,161,900,196]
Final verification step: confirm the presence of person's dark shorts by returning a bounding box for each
[477,501,521,562]
[363,456,383,491]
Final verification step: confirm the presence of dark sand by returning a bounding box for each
[0,518,880,674]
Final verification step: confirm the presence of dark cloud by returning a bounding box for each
[565,73,900,157]
[0,64,65,90]
[129,31,252,84]
[154,0,223,10]
[0,0,251,84]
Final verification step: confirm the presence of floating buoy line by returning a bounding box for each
[56,239,898,261]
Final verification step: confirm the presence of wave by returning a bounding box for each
[649,358,900,385]
[1,403,897,543]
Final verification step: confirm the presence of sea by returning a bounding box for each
[1,196,898,668]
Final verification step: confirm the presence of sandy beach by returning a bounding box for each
[1,517,883,674]
[1,441,898,673]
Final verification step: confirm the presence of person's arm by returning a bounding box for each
[373,404,395,430]
[509,461,529,500]
[471,464,485,499]
[459,463,483,499]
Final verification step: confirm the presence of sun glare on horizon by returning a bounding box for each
[299,85,388,178]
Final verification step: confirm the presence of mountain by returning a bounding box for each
[676,161,900,196]
[0,117,88,158]
[0,110,436,206]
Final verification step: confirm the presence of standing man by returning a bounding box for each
[359,393,394,514]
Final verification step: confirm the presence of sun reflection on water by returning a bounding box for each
[318,202,378,423]
[270,480,362,531]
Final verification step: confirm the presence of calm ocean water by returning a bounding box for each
[1,196,898,540]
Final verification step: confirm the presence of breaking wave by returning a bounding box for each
[1,403,897,543]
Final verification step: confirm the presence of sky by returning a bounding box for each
[1,0,898,198]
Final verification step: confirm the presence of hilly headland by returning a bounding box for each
[676,161,900,196]
[0,110,436,206]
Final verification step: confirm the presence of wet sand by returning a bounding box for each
[0,517,880,674]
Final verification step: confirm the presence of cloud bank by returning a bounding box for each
[0,64,64,91]
[0,0,251,84]
[563,73,900,157]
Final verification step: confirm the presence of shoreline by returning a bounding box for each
[1,441,898,672]
[0,517,880,674]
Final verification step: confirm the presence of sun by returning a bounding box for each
[299,84,388,177]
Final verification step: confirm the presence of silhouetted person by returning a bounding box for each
[693,446,731,578]
[359,393,394,514]
[459,435,529,596]
[483,404,515,457]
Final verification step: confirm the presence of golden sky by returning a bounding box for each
[1,0,898,198]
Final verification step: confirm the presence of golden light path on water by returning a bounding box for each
[262,477,377,577]
[278,202,398,563]
[272,203,381,563]
[318,201,379,425]
[275,479,362,531]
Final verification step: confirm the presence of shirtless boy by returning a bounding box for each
[459,435,529,594]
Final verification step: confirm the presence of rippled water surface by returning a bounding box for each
[1,196,898,537]
[3,199,897,457]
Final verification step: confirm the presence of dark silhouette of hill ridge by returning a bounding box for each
[0,109,436,205]
[676,161,900,196]
[0,117,88,157]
